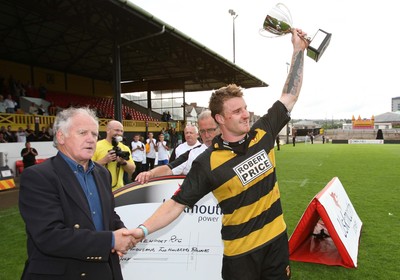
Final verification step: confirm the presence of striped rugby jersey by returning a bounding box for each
[172,100,291,257]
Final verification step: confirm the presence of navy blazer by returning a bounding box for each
[19,153,125,280]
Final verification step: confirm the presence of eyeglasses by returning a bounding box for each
[199,127,218,135]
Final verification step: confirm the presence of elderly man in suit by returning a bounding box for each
[19,107,136,280]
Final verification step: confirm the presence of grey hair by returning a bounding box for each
[53,107,99,148]
[185,123,198,134]
[197,110,212,121]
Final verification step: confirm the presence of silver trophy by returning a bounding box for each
[260,3,331,62]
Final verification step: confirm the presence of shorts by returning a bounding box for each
[221,233,291,280]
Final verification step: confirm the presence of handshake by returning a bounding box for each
[112,226,148,256]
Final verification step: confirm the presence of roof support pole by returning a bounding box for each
[112,42,123,122]
[112,26,166,122]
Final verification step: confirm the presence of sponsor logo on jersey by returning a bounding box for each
[233,149,273,186]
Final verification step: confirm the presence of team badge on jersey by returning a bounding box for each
[233,149,273,186]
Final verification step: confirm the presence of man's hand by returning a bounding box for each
[135,170,153,184]
[112,228,137,257]
[291,28,309,51]
[100,150,117,165]
[123,228,146,241]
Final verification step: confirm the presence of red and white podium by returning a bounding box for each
[289,177,363,268]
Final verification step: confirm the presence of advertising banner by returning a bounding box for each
[114,176,224,279]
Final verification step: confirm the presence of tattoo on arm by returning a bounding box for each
[284,51,304,96]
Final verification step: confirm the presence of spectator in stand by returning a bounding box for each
[16,127,27,143]
[37,126,52,141]
[37,104,46,115]
[48,101,57,116]
[0,95,6,113]
[28,102,38,115]
[97,109,105,119]
[130,133,145,180]
[156,133,169,166]
[145,132,157,170]
[125,112,133,120]
[20,142,38,169]
[4,94,17,113]
[161,111,168,121]
[25,124,36,142]
[47,123,54,140]
[170,123,200,162]
[0,133,8,143]
[5,125,16,142]
[0,126,7,139]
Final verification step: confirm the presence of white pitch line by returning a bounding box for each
[300,178,309,187]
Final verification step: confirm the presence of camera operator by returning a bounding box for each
[92,120,135,190]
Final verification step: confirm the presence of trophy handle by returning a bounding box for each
[274,3,293,24]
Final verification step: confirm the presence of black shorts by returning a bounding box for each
[221,233,291,280]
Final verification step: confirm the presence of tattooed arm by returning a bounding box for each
[279,28,309,112]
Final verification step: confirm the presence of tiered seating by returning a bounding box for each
[45,91,157,121]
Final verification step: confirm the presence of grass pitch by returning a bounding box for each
[0,143,399,279]
[277,143,399,279]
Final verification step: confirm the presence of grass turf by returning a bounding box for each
[0,143,398,279]
[277,143,399,279]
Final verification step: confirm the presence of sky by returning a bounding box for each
[130,0,398,120]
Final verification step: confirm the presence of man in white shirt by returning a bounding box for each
[16,127,27,143]
[145,132,157,170]
[131,133,145,180]
[169,123,200,161]
[156,133,169,165]
[28,102,38,115]
[4,94,17,113]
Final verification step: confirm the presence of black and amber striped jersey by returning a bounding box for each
[172,100,291,258]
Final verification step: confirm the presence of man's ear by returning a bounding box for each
[215,114,224,125]
[57,131,65,144]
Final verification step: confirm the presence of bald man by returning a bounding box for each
[92,120,135,190]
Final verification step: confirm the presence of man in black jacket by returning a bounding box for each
[19,107,136,280]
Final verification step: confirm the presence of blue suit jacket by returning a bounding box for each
[19,153,125,280]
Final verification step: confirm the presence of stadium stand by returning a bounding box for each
[44,91,157,121]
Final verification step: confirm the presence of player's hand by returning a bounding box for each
[135,171,153,184]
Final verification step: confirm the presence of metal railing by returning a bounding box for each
[0,113,173,133]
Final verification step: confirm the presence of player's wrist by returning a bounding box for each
[137,224,149,237]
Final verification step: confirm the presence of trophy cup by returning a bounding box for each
[260,3,331,62]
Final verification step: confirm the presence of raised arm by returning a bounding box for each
[279,28,309,112]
